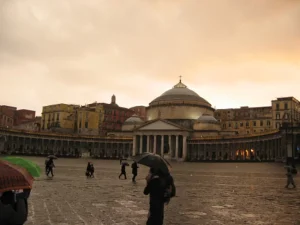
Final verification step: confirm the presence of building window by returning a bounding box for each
[284,113,289,119]
[85,122,88,128]
[57,113,59,120]
[276,113,280,119]
[284,103,288,110]
[247,130,250,134]
[222,124,226,128]
[253,121,256,126]
[228,123,231,128]
[267,121,271,126]
[260,121,263,126]
[235,122,238,129]
[240,122,243,127]
[246,122,249,127]
[254,130,256,133]
[79,121,82,128]
[276,103,279,110]
[276,122,281,128]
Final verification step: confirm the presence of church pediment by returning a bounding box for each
[136,120,183,131]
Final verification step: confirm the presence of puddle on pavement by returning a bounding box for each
[241,213,256,218]
[92,203,107,208]
[212,206,225,209]
[135,210,148,215]
[210,219,225,224]
[112,207,132,214]
[180,211,207,218]
[115,200,138,208]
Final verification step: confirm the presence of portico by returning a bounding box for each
[132,119,190,160]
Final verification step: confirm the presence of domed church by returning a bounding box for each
[115,78,235,161]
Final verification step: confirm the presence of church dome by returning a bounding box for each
[197,114,219,124]
[149,79,211,107]
[123,114,144,124]
[193,114,221,131]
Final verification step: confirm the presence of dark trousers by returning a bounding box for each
[286,176,296,187]
[47,168,54,177]
[147,202,164,225]
[132,173,137,182]
[119,172,126,179]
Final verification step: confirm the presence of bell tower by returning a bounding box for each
[111,94,116,104]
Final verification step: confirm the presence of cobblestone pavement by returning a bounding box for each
[23,157,300,225]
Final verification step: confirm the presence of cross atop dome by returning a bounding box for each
[174,75,187,88]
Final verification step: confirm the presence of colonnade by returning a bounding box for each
[0,135,133,159]
[1,128,298,161]
[133,134,187,160]
[187,136,284,161]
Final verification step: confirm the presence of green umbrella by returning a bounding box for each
[2,156,41,177]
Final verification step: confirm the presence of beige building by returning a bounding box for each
[13,117,42,131]
[41,104,79,133]
[215,106,273,135]
[77,104,104,135]
[272,97,300,129]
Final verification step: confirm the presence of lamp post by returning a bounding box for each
[291,106,294,159]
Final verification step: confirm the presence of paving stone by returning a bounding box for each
[23,157,300,225]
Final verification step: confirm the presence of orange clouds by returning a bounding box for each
[0,0,299,114]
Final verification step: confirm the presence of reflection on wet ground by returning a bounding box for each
[24,157,300,225]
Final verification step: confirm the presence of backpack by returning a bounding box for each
[291,168,297,175]
[163,176,176,203]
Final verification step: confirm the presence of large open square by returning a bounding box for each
[23,157,300,225]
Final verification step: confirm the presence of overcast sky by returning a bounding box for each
[0,0,299,115]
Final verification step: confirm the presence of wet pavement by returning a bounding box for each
[24,157,300,225]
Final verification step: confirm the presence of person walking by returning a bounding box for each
[285,164,296,188]
[90,163,95,178]
[119,162,127,179]
[46,158,55,177]
[86,162,92,178]
[45,158,49,175]
[144,168,167,225]
[0,189,31,225]
[131,161,139,182]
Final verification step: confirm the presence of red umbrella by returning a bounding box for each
[0,160,34,193]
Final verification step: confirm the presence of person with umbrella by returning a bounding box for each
[0,189,31,225]
[0,159,37,225]
[46,158,55,177]
[133,153,175,225]
[131,160,139,183]
[119,162,128,180]
[46,155,57,176]
[144,168,167,225]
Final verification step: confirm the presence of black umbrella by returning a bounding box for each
[47,155,58,159]
[133,152,171,174]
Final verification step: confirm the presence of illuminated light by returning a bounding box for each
[251,149,254,152]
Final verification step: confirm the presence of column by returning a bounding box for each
[153,135,157,154]
[168,135,172,156]
[161,135,164,157]
[147,135,150,152]
[175,135,179,159]
[140,135,143,154]
[132,135,136,156]
[182,136,187,160]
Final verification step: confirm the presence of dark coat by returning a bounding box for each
[144,176,166,225]
[131,162,138,175]
[121,164,126,173]
[0,191,29,225]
